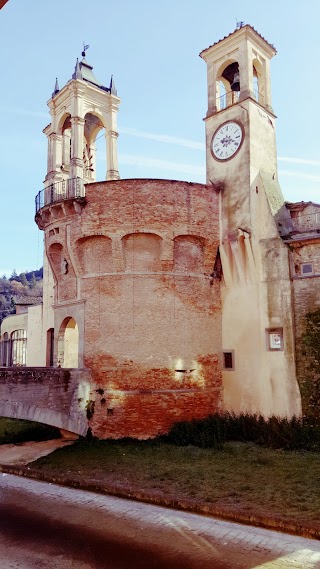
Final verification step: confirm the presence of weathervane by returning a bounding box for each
[82,42,90,57]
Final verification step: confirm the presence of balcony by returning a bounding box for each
[35,178,85,214]
[277,212,320,239]
[215,88,265,112]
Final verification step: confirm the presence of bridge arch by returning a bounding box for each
[0,400,88,436]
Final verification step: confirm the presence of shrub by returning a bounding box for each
[163,413,320,452]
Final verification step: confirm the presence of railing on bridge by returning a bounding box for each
[278,212,320,236]
[35,178,85,214]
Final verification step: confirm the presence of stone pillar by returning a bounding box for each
[239,43,253,102]
[105,100,120,180]
[207,60,217,116]
[70,116,85,181]
[106,130,119,180]
[264,58,273,113]
[45,133,62,183]
[51,133,62,175]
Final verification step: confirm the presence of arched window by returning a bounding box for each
[46,328,54,367]
[10,329,27,366]
[0,332,9,367]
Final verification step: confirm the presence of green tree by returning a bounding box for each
[20,273,28,287]
[301,308,320,422]
[29,272,37,289]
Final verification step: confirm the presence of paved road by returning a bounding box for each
[0,474,319,568]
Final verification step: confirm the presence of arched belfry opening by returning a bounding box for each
[200,24,276,116]
[216,59,267,112]
[83,112,105,182]
[60,114,72,174]
[216,61,240,111]
[252,58,265,106]
[57,317,79,368]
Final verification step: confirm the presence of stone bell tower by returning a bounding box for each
[43,47,120,191]
[36,50,120,369]
[200,25,302,420]
[200,24,279,237]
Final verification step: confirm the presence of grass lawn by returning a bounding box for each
[0,418,60,444]
[31,439,320,533]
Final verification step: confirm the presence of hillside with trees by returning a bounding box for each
[0,268,43,325]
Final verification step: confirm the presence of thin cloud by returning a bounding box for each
[279,157,320,167]
[279,169,320,182]
[119,153,204,178]
[0,106,48,118]
[119,127,205,150]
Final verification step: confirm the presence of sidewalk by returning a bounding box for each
[1,473,320,569]
[0,440,319,547]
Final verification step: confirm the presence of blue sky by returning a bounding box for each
[0,0,320,276]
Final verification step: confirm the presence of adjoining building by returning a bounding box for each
[1,25,319,437]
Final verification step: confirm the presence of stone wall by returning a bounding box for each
[0,367,91,435]
[291,239,320,418]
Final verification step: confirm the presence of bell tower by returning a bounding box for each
[200,24,280,240]
[200,25,302,420]
[43,48,120,192]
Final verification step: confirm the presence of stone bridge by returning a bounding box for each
[0,368,92,436]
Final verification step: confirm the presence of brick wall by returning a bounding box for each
[40,178,223,438]
[0,367,91,435]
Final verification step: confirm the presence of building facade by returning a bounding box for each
[1,25,319,436]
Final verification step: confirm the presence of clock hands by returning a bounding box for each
[212,121,243,160]
[220,135,233,147]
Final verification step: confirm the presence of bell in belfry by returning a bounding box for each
[231,71,240,91]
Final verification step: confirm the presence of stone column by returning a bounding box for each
[239,43,253,102]
[264,58,273,113]
[105,99,120,180]
[51,133,62,175]
[207,60,217,116]
[45,133,62,183]
[70,116,85,181]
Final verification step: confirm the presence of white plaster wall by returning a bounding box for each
[41,251,55,365]
[26,305,43,366]
[1,313,27,337]
[206,98,301,419]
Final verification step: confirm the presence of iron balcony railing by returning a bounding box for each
[278,212,320,236]
[216,90,240,111]
[216,89,265,112]
[35,178,85,214]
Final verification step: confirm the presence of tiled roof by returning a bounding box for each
[200,24,276,56]
[286,201,320,211]
[14,296,42,306]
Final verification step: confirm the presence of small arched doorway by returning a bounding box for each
[57,317,79,368]
[46,328,54,367]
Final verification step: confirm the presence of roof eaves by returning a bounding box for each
[200,24,276,58]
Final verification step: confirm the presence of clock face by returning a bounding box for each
[211,121,244,161]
